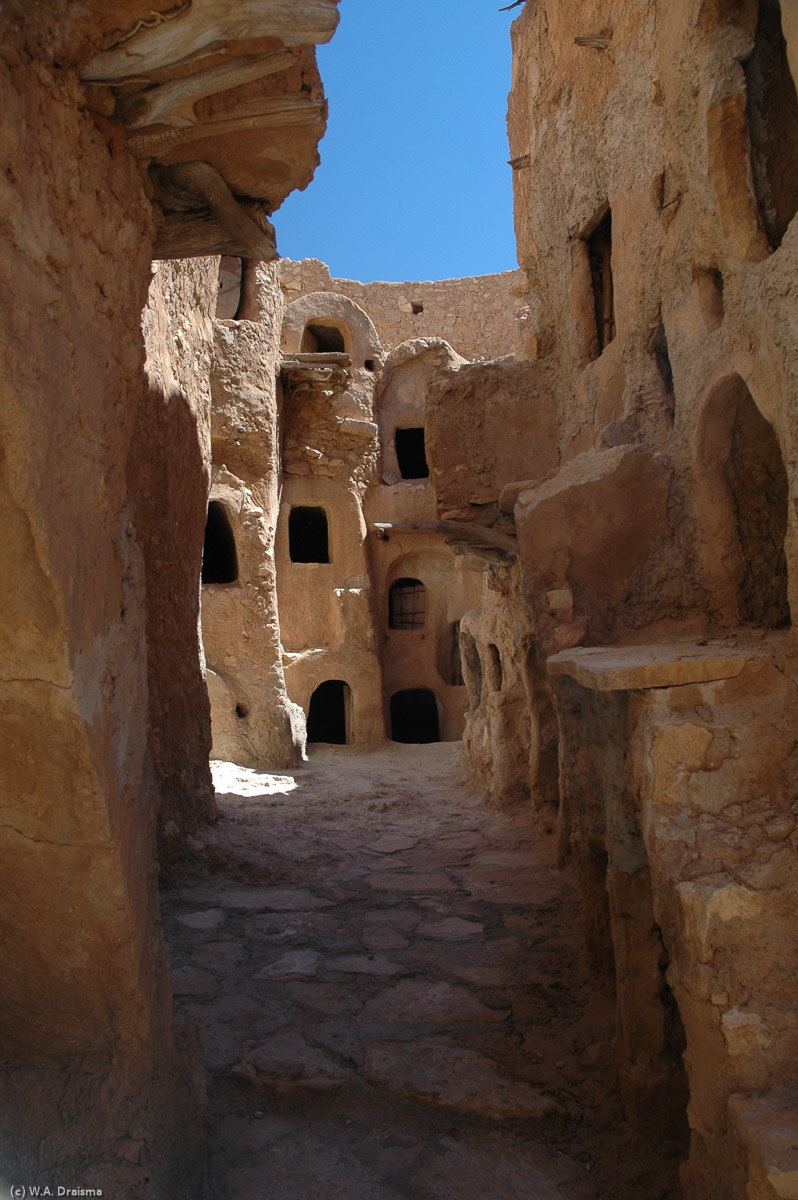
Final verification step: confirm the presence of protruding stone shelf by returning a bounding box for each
[547,641,756,691]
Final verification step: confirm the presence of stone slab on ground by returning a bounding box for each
[234,1029,352,1091]
[364,978,510,1024]
[364,1040,564,1118]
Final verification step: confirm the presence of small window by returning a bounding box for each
[289,506,329,563]
[411,300,424,315]
[389,578,425,629]
[202,501,238,585]
[300,322,346,353]
[588,209,615,356]
[395,427,429,480]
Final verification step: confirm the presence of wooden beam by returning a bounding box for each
[127,95,325,156]
[81,0,340,82]
[119,49,296,129]
[153,161,278,260]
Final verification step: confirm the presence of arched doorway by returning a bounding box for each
[390,688,440,743]
[307,680,350,744]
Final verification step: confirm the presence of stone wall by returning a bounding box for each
[280,257,526,361]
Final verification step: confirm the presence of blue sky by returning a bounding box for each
[273,0,519,283]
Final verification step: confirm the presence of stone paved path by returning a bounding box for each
[161,743,679,1199]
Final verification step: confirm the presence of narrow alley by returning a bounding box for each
[161,744,679,1199]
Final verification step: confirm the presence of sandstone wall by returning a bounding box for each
[280,257,526,361]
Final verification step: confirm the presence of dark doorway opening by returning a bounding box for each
[289,506,329,563]
[390,688,440,743]
[745,0,798,250]
[388,578,425,629]
[395,427,430,479]
[588,209,615,356]
[301,323,347,353]
[307,680,350,744]
[202,501,238,584]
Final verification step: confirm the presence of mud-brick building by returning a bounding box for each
[200,264,524,758]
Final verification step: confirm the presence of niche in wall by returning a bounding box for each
[700,375,790,627]
[395,427,430,480]
[307,680,350,744]
[202,501,238,585]
[301,322,347,353]
[388,578,425,629]
[586,209,615,358]
[289,506,330,564]
[460,632,483,711]
[390,688,440,743]
[723,384,790,626]
[745,0,798,249]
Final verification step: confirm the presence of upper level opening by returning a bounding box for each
[587,209,615,357]
[389,577,425,629]
[289,506,330,563]
[395,427,430,480]
[202,501,238,585]
[301,322,347,353]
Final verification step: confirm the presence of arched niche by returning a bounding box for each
[300,320,348,353]
[696,374,790,627]
[282,292,383,370]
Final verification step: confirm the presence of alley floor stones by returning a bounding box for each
[161,743,681,1199]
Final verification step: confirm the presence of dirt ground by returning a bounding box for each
[160,742,681,1199]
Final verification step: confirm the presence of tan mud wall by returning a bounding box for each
[280,257,525,361]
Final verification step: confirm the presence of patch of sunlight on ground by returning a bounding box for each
[210,760,299,798]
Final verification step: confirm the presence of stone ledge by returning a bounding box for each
[546,641,754,691]
[729,1093,798,1199]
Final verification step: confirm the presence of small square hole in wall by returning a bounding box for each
[411,300,424,314]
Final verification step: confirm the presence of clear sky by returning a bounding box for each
[273,0,519,283]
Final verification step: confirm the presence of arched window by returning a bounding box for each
[307,680,350,744]
[390,688,439,743]
[202,501,238,585]
[301,322,347,353]
[289,506,329,563]
[388,578,425,629]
